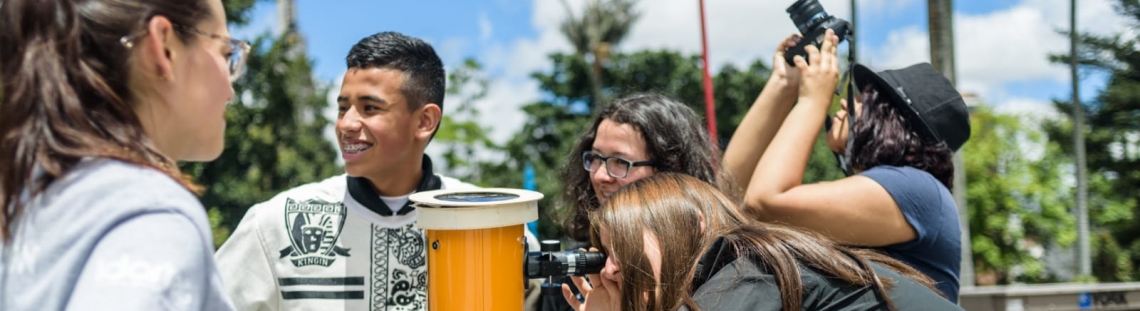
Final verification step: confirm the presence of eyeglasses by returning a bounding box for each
[582,151,655,179]
[120,24,251,82]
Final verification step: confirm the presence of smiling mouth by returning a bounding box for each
[342,143,373,154]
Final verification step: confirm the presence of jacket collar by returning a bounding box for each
[346,155,442,216]
[692,236,738,290]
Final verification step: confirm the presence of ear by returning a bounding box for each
[698,211,707,233]
[415,103,442,141]
[141,16,178,81]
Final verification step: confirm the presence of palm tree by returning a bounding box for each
[559,0,640,108]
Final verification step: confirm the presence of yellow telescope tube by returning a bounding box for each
[410,188,542,311]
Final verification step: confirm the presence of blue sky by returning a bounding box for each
[236,0,538,82]
[234,0,1127,143]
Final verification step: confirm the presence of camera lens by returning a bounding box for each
[525,249,607,278]
[567,250,606,276]
[786,0,828,35]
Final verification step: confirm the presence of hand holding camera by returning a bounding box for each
[771,34,805,92]
[795,28,841,106]
[562,269,619,311]
[784,0,851,66]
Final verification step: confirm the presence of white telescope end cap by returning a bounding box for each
[411,188,543,230]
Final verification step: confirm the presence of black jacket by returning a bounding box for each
[681,237,964,311]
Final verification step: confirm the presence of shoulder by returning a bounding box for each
[691,258,781,310]
[238,173,347,226]
[696,257,777,294]
[267,173,347,202]
[860,166,937,185]
[870,263,961,309]
[66,159,197,203]
[47,159,205,223]
[859,165,950,201]
[247,174,347,212]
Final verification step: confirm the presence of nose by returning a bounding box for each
[336,107,362,136]
[591,162,615,182]
[601,256,621,284]
[222,79,237,105]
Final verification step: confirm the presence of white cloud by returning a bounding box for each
[433,37,471,69]
[993,97,1063,123]
[622,0,855,70]
[864,26,929,68]
[460,0,576,144]
[858,0,919,14]
[865,0,1128,105]
[479,11,494,42]
[959,6,1067,90]
[479,80,545,142]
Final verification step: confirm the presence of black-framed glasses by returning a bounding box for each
[120,24,251,82]
[582,151,655,179]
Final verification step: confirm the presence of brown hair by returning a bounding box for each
[591,173,941,311]
[0,0,213,241]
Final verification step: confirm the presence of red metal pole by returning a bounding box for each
[698,0,719,147]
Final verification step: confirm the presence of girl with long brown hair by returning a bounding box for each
[0,0,247,309]
[567,173,963,311]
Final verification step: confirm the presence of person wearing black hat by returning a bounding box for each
[723,29,970,303]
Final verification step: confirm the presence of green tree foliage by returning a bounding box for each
[483,50,842,240]
[964,108,1074,284]
[1045,0,1140,282]
[435,58,497,184]
[192,0,341,247]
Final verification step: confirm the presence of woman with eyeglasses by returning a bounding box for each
[563,93,728,244]
[0,0,248,310]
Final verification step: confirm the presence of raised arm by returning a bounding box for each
[723,35,804,191]
[740,30,917,247]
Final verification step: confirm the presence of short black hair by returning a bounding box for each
[345,32,445,112]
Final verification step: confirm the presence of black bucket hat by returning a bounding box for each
[853,62,972,152]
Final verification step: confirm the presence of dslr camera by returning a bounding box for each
[785,0,851,66]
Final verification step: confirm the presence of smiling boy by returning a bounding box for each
[215,31,540,311]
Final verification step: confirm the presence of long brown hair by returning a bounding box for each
[0,0,213,241]
[591,173,941,311]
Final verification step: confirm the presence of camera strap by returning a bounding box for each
[833,36,856,176]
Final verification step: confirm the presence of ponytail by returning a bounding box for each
[0,0,210,242]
